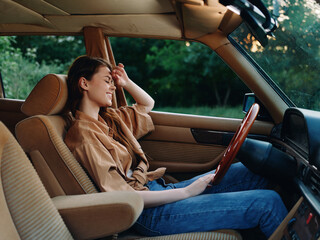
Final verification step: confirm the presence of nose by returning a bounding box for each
[110,84,116,91]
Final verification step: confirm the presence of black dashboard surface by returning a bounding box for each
[282,108,320,169]
[282,108,320,217]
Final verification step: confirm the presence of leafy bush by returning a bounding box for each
[0,36,65,99]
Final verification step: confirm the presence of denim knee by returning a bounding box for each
[257,190,287,237]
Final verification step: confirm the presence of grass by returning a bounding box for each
[153,105,245,119]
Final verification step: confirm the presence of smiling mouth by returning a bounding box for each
[106,93,113,100]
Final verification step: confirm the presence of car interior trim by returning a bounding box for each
[150,111,273,135]
[191,128,269,146]
[297,179,320,216]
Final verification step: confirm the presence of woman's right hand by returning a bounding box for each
[112,63,130,88]
[183,174,214,198]
[137,174,215,208]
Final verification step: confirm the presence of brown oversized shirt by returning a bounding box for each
[65,104,166,192]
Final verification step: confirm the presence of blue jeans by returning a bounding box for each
[134,162,288,238]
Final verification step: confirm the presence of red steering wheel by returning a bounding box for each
[211,103,260,185]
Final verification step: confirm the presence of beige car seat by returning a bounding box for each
[0,121,144,240]
[16,74,97,197]
[14,74,242,240]
[0,121,73,240]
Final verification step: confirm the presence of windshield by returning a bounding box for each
[231,0,320,111]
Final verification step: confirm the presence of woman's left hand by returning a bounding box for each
[112,63,131,88]
[184,174,214,198]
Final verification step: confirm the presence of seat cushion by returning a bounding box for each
[122,229,242,240]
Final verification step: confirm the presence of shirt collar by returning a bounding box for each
[75,110,113,136]
[75,110,105,123]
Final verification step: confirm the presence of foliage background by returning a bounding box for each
[0,0,319,116]
[0,36,247,118]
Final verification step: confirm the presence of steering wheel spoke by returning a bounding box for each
[211,103,260,185]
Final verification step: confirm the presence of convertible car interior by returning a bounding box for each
[0,0,319,239]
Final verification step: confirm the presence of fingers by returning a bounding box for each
[185,174,215,197]
[111,70,118,80]
[111,63,130,88]
[199,174,214,188]
[113,63,124,72]
[112,63,125,78]
[200,174,214,183]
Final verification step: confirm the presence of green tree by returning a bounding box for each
[13,35,86,71]
[109,37,164,90]
[145,40,249,107]
[0,36,64,99]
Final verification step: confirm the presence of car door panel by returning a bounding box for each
[140,111,274,175]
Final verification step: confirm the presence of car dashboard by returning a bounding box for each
[281,108,320,239]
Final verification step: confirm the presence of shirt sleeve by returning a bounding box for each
[114,104,155,139]
[72,143,135,192]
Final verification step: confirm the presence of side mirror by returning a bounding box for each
[243,93,273,121]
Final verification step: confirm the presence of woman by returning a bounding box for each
[65,55,288,238]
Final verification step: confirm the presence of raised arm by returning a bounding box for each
[137,173,214,208]
[112,63,155,113]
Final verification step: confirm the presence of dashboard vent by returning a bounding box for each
[308,170,320,197]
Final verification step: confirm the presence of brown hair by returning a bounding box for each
[67,55,112,116]
[67,56,140,168]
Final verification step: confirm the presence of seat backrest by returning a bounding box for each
[0,121,73,239]
[16,74,97,197]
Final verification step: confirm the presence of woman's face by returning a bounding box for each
[83,65,116,108]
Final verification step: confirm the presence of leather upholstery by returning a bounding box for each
[21,74,68,116]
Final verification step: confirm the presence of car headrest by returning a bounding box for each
[21,74,68,116]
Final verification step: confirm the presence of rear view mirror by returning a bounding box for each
[219,0,278,47]
[243,93,272,121]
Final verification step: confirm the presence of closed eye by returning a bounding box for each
[105,77,114,85]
